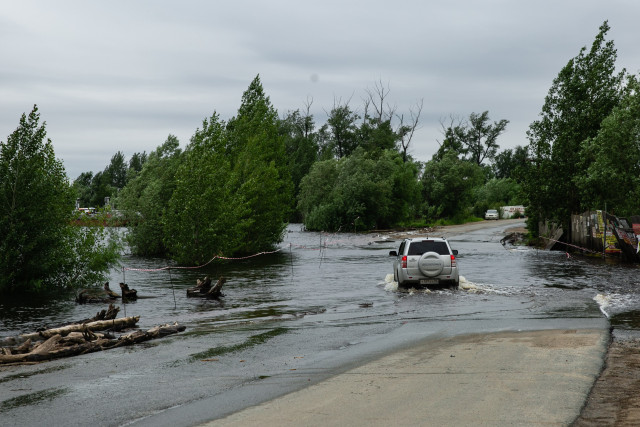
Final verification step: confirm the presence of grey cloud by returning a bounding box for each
[2,1,639,179]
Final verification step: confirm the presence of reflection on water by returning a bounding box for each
[2,224,640,340]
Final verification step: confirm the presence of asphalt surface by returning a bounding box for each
[203,328,609,426]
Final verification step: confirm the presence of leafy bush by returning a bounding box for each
[422,151,485,220]
[298,149,421,231]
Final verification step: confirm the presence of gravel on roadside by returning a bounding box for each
[573,333,640,426]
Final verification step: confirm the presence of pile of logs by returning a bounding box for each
[186,276,226,299]
[0,307,185,365]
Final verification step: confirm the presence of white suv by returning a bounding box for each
[389,238,459,288]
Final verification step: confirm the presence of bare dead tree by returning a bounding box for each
[436,114,465,147]
[361,98,370,126]
[364,79,396,122]
[396,99,424,162]
[302,96,314,139]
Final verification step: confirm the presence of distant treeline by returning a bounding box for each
[74,75,527,265]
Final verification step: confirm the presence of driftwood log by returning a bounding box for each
[76,282,119,304]
[104,282,120,298]
[186,276,226,299]
[89,303,120,321]
[119,282,138,300]
[71,303,120,325]
[0,322,185,365]
[77,282,139,304]
[41,304,121,332]
[0,316,140,347]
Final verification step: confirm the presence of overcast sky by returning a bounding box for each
[2,1,639,180]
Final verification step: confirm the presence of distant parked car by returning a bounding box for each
[485,209,499,220]
[389,237,459,288]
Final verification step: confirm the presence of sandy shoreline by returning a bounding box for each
[204,328,609,426]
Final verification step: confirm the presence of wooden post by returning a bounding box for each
[603,205,607,259]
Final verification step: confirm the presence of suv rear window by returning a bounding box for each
[407,240,450,256]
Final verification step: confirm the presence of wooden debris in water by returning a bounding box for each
[186,276,226,299]
[0,307,185,365]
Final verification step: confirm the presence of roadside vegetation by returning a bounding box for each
[3,20,637,294]
[526,22,640,239]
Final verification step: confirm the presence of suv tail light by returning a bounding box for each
[401,255,407,268]
[450,254,456,267]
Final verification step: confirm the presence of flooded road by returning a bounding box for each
[0,220,635,426]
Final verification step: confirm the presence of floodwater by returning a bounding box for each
[0,221,637,426]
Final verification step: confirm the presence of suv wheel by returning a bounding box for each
[418,252,444,277]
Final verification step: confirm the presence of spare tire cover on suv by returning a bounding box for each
[418,252,444,277]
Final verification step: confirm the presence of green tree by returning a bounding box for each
[107,151,127,190]
[422,151,485,220]
[163,114,244,264]
[226,75,293,253]
[492,145,529,182]
[325,102,360,158]
[526,21,625,234]
[297,160,339,230]
[128,151,147,174]
[574,76,640,216]
[458,111,509,166]
[124,151,147,184]
[123,76,293,263]
[357,117,397,154]
[387,151,423,223]
[472,178,524,217]
[0,105,120,294]
[362,80,423,162]
[298,149,421,231]
[279,107,319,221]
[118,135,182,256]
[72,171,93,207]
[434,125,465,161]
[74,151,147,209]
[88,170,113,207]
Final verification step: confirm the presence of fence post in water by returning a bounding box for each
[168,267,176,309]
[289,243,294,278]
[603,205,607,259]
[122,266,127,317]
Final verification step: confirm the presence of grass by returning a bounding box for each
[431,216,484,226]
[0,387,68,413]
[0,365,70,385]
[188,327,289,362]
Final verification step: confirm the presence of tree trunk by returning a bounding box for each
[206,277,226,299]
[187,276,225,298]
